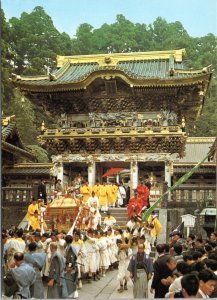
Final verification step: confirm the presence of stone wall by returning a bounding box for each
[2,201,27,229]
[166,208,208,240]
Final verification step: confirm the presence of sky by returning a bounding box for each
[1,0,217,38]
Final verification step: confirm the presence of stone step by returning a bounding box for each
[114,216,128,220]
[108,208,129,227]
[18,214,28,230]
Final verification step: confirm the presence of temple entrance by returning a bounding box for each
[138,161,165,205]
[96,161,130,185]
[63,162,88,187]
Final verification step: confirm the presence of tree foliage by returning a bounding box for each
[28,145,49,163]
[1,9,14,109]
[1,7,217,159]
[8,6,73,75]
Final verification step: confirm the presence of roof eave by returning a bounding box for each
[14,71,212,93]
[2,141,37,161]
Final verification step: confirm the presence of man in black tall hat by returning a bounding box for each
[169,222,185,255]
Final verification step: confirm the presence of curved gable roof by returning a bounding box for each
[12,49,212,92]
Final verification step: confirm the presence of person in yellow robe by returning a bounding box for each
[92,180,101,198]
[147,211,162,246]
[27,199,39,230]
[30,210,41,231]
[109,183,118,207]
[107,183,113,207]
[80,182,92,203]
[99,182,108,211]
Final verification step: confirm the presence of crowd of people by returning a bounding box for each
[2,203,162,299]
[52,174,150,211]
[3,215,217,299]
[3,176,217,299]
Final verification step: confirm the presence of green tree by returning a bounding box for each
[5,90,38,144]
[72,23,94,54]
[1,9,14,111]
[28,145,49,162]
[186,34,217,70]
[9,6,73,75]
[187,81,217,136]
[149,17,191,51]
[4,6,217,138]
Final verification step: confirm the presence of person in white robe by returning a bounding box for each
[84,229,98,282]
[72,230,87,289]
[107,228,118,268]
[103,211,116,231]
[116,239,132,292]
[97,231,110,276]
[87,192,100,209]
[117,183,126,207]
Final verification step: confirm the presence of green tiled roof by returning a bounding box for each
[2,119,36,161]
[2,121,17,141]
[3,165,53,176]
[117,59,186,79]
[13,50,212,93]
[16,60,209,87]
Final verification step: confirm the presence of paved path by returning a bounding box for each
[2,269,153,299]
[78,269,154,299]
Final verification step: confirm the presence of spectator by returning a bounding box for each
[198,269,217,298]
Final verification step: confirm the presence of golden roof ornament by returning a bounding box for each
[21,95,25,103]
[104,56,112,64]
[41,121,46,132]
[181,117,186,129]
[49,72,57,81]
[2,115,15,126]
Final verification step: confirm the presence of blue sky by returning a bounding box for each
[2,0,217,38]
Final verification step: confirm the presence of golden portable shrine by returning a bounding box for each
[45,195,90,231]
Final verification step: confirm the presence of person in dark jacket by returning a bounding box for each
[63,235,78,298]
[47,242,65,299]
[128,243,153,298]
[24,242,46,298]
[151,247,174,298]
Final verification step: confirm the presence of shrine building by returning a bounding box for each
[8,49,216,235]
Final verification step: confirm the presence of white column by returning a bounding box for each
[88,161,96,186]
[57,163,64,182]
[165,161,172,200]
[130,160,138,196]
[116,174,120,184]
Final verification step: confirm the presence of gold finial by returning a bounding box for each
[21,95,25,103]
[41,121,46,132]
[2,115,15,126]
[181,117,185,128]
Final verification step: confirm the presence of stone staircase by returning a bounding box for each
[18,214,28,230]
[108,207,128,228]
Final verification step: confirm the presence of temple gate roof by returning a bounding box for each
[11,49,212,92]
[2,116,37,162]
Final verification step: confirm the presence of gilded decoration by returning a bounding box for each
[50,153,178,164]
[56,49,186,68]
[43,134,186,157]
[11,49,212,160]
